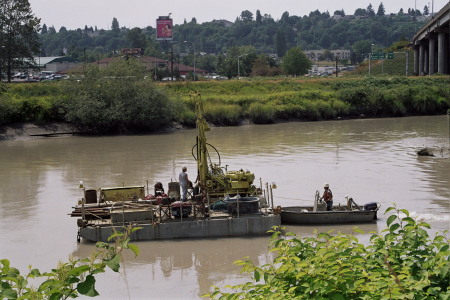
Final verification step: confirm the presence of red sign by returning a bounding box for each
[156,17,173,40]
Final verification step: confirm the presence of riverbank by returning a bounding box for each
[1,76,449,135]
[0,122,80,140]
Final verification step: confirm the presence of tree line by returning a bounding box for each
[37,3,430,69]
[1,0,432,80]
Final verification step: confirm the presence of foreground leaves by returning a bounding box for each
[0,225,141,299]
[206,206,450,299]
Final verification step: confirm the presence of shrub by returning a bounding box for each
[207,206,450,299]
[204,103,242,126]
[62,61,174,133]
[247,102,276,124]
[337,87,373,115]
[0,95,19,125]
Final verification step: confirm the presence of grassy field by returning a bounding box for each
[348,49,415,77]
[163,76,450,126]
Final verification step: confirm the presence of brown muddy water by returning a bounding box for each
[0,115,449,299]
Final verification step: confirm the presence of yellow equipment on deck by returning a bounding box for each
[190,91,259,200]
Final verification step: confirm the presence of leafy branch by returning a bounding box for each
[206,206,449,299]
[0,225,141,299]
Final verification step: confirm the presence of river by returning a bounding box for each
[0,115,449,299]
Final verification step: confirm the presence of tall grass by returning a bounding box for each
[1,77,449,130]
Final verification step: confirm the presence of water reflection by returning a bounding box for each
[72,236,274,299]
[71,223,378,299]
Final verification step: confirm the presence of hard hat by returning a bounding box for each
[324,183,329,188]
[182,166,187,170]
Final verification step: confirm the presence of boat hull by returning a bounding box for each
[281,206,377,225]
[79,214,281,242]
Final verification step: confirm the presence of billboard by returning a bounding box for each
[156,17,173,40]
[121,48,144,56]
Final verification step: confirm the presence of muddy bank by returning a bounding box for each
[0,123,82,140]
[0,122,190,141]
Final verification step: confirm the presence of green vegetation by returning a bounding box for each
[349,48,415,77]
[37,5,430,73]
[281,47,312,76]
[0,226,140,299]
[59,60,176,133]
[1,74,449,132]
[0,0,41,82]
[207,207,450,299]
[167,77,449,126]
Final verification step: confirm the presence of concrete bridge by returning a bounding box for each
[412,3,450,75]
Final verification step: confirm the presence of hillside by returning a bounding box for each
[38,7,429,72]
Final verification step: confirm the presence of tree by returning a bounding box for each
[275,29,286,57]
[334,9,345,16]
[280,11,290,23]
[423,5,429,15]
[0,0,41,82]
[352,39,371,63]
[354,8,367,16]
[256,10,262,24]
[48,25,56,34]
[41,23,47,34]
[111,17,119,32]
[240,10,253,22]
[281,47,311,76]
[250,55,280,77]
[377,3,385,16]
[126,27,147,49]
[367,4,375,17]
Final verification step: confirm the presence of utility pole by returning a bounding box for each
[335,56,338,77]
[171,42,174,81]
[406,51,409,76]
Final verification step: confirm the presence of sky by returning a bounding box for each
[28,0,449,30]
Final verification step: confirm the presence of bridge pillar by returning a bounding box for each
[429,35,436,75]
[424,47,429,75]
[414,45,420,75]
[419,43,425,76]
[437,31,447,74]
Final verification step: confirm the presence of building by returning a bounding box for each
[304,49,351,60]
[33,56,80,73]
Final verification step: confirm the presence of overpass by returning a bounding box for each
[412,3,450,75]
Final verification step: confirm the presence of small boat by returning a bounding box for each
[280,194,380,225]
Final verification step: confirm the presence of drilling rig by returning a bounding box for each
[191,91,260,200]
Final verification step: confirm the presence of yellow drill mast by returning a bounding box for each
[190,91,259,200]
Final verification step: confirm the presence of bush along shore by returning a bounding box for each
[1,66,449,136]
